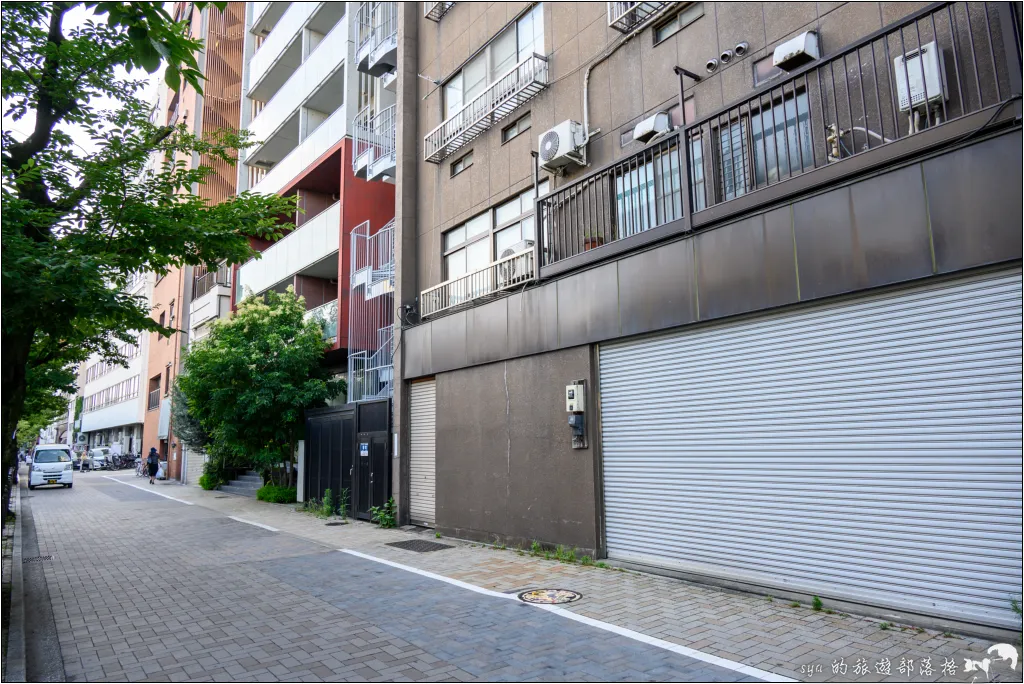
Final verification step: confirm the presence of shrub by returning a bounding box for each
[198,473,219,491]
[370,497,397,528]
[256,484,297,504]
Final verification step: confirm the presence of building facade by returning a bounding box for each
[144,1,246,481]
[79,271,155,456]
[390,1,1023,632]
[234,0,396,366]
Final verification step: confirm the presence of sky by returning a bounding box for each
[2,4,164,155]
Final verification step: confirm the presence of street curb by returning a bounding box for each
[6,478,26,682]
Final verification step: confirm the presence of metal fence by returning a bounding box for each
[348,220,395,402]
[607,2,675,33]
[368,104,397,177]
[352,105,373,174]
[420,248,535,317]
[539,134,683,265]
[424,2,454,21]
[686,1,1020,212]
[192,264,232,301]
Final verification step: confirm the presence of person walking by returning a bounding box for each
[146,447,160,485]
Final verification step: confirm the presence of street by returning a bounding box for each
[14,468,1012,683]
[18,470,766,683]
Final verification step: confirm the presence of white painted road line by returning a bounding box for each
[339,548,795,683]
[228,516,279,532]
[101,476,195,505]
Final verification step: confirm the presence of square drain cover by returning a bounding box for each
[386,539,453,553]
[24,555,53,563]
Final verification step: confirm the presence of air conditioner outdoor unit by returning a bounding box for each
[893,41,947,111]
[538,120,586,173]
[497,240,535,286]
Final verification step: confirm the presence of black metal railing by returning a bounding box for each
[539,134,684,265]
[539,2,1020,270]
[686,1,1020,213]
[147,389,160,411]
[192,264,232,301]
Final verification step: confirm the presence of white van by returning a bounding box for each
[29,444,75,489]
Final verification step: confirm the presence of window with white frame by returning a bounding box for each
[443,180,550,280]
[443,4,544,120]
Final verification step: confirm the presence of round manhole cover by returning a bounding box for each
[517,589,582,605]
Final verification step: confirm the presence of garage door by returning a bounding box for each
[599,268,1022,628]
[409,379,437,526]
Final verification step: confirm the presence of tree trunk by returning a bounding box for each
[2,329,34,514]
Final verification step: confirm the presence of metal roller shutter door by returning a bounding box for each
[409,380,437,526]
[599,268,1023,628]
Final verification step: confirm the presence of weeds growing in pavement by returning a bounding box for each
[879,622,891,631]
[789,601,801,608]
[812,596,823,612]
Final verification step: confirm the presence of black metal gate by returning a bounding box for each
[305,399,390,520]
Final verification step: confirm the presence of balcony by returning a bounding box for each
[367,105,397,181]
[248,3,317,102]
[190,265,231,333]
[420,248,535,318]
[252,2,289,37]
[356,2,398,77]
[148,389,160,412]
[250,105,348,196]
[305,300,339,343]
[246,16,348,165]
[607,2,676,33]
[424,53,549,163]
[542,1,1021,271]
[237,201,341,298]
[424,2,454,21]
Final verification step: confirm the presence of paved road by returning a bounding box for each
[21,471,762,682]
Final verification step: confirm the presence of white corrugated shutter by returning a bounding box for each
[409,379,437,526]
[599,268,1023,628]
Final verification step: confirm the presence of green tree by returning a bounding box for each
[170,381,209,454]
[1,2,296,508]
[180,289,344,487]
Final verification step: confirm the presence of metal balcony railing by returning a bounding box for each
[424,2,454,21]
[424,53,549,163]
[539,134,683,265]
[356,2,397,74]
[541,1,1021,269]
[368,104,397,178]
[420,248,535,318]
[607,2,676,33]
[686,1,1021,213]
[191,264,232,301]
[148,389,160,411]
[305,300,339,342]
[352,105,373,174]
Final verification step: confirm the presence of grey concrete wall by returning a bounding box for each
[404,129,1023,379]
[434,346,600,554]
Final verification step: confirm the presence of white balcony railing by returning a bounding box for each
[351,105,373,175]
[248,2,321,95]
[424,2,454,21]
[420,248,535,318]
[607,2,676,32]
[424,53,548,163]
[247,16,348,152]
[238,201,341,298]
[251,105,347,196]
[349,220,395,402]
[367,104,396,180]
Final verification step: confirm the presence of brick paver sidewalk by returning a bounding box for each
[135,473,1019,683]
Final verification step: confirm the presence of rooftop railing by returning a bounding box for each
[424,53,549,163]
[420,248,535,318]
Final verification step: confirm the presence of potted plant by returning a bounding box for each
[583,231,605,251]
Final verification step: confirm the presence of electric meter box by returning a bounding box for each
[565,383,586,412]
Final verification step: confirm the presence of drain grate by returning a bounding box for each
[24,555,54,563]
[324,522,347,527]
[386,539,453,553]
[518,589,583,605]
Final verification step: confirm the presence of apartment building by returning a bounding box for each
[143,1,246,481]
[79,271,155,455]
[389,2,1023,631]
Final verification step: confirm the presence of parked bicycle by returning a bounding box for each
[134,457,145,478]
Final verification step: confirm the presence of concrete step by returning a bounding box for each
[226,479,261,490]
[219,484,259,497]
[244,471,261,478]
[233,474,262,484]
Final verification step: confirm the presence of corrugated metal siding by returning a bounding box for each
[409,380,437,525]
[599,268,1023,628]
